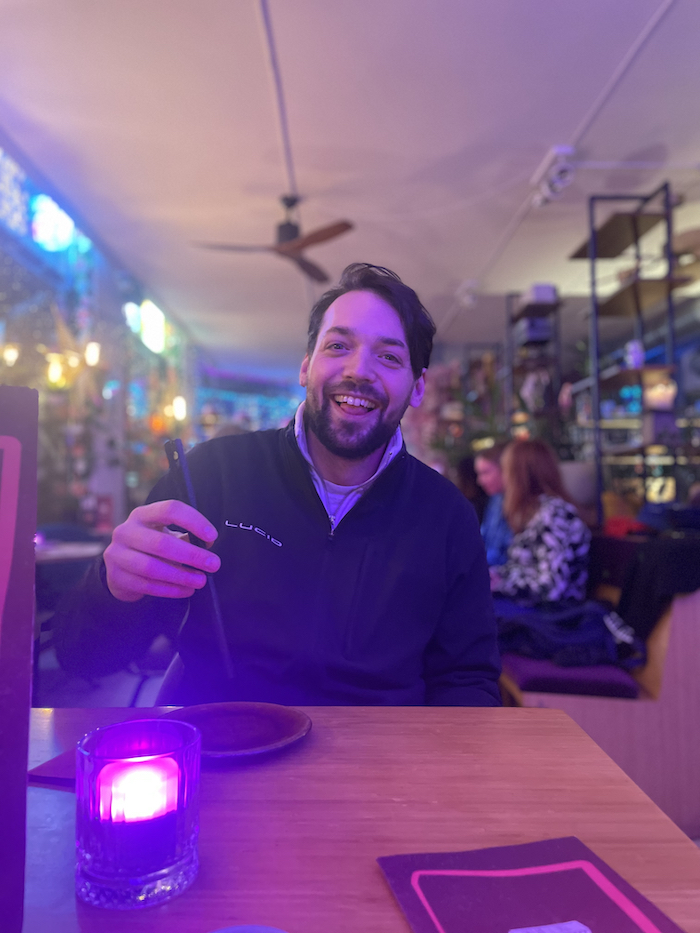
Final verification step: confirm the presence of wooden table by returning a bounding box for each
[24,707,700,933]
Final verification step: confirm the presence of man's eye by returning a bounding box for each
[381,353,401,364]
[327,342,346,351]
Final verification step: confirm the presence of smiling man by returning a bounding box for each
[55,264,501,707]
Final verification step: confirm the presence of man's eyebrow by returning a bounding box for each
[377,336,408,349]
[323,326,408,350]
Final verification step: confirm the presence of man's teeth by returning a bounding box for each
[334,395,376,410]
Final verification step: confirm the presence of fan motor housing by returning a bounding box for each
[277,221,300,244]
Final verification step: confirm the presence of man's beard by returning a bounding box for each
[305,381,407,461]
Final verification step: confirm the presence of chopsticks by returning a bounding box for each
[164,439,234,680]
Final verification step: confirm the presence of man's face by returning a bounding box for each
[475,456,504,496]
[299,290,425,460]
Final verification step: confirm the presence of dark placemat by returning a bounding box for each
[378,836,684,933]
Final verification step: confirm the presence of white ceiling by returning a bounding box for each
[1,0,700,380]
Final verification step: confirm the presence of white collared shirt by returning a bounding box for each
[293,401,403,531]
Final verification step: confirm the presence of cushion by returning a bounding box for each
[501,653,640,699]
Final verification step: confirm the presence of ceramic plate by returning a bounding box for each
[160,702,312,758]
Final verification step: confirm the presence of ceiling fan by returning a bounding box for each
[195,195,353,283]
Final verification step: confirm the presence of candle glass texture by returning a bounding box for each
[75,718,201,909]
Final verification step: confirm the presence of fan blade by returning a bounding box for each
[274,220,353,255]
[280,252,330,283]
[193,241,272,253]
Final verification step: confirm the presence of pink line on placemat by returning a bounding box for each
[410,860,663,933]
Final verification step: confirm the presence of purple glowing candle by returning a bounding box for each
[75,719,200,910]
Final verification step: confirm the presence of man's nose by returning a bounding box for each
[342,346,376,381]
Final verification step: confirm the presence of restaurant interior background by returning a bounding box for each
[3,0,700,530]
[2,0,700,795]
[4,6,700,931]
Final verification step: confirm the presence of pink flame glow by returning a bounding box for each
[97,757,179,822]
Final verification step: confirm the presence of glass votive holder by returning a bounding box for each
[75,718,201,910]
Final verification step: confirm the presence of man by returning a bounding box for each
[55,263,501,706]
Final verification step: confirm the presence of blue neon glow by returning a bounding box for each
[30,194,76,251]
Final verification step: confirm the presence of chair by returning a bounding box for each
[498,532,700,834]
[504,590,700,837]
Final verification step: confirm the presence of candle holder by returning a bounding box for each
[75,718,201,909]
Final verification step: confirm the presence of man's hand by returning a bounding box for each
[104,500,221,602]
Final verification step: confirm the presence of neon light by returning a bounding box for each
[98,757,179,823]
[30,194,75,251]
[139,300,165,354]
[0,149,29,237]
[122,302,141,334]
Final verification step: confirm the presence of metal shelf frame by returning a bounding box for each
[579,182,677,524]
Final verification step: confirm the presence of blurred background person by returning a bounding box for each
[455,455,488,525]
[474,442,512,567]
[490,438,590,604]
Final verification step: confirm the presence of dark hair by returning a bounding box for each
[473,441,509,466]
[306,263,436,377]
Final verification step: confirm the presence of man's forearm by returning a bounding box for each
[52,558,185,678]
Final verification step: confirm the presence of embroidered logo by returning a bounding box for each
[225,520,282,547]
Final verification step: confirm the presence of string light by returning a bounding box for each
[2,345,19,366]
[85,341,101,366]
[173,396,187,421]
[46,354,65,387]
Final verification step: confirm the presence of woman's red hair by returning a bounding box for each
[502,438,574,533]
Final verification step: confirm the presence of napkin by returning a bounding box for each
[27,749,75,788]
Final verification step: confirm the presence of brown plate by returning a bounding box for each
[160,702,312,758]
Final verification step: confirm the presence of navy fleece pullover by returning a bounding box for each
[54,425,501,706]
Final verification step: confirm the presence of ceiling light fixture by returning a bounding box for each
[530,146,576,208]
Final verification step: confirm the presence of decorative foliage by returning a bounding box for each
[402,347,506,469]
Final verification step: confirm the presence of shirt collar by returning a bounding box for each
[294,400,403,488]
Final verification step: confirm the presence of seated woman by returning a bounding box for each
[474,442,511,566]
[491,439,590,603]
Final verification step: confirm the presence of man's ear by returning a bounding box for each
[408,369,426,408]
[299,354,310,388]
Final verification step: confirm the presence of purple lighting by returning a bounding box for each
[98,756,179,822]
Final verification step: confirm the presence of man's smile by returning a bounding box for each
[332,393,379,415]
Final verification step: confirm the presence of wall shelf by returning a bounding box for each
[570,212,665,259]
[598,278,689,318]
[568,183,679,520]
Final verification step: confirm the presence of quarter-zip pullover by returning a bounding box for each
[54,424,501,706]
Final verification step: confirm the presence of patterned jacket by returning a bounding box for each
[492,495,591,603]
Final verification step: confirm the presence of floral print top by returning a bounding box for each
[492,495,591,603]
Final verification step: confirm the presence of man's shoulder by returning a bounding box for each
[403,453,475,512]
[190,426,290,461]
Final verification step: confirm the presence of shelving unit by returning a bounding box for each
[569,182,681,523]
[504,288,562,442]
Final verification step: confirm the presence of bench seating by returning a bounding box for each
[507,590,700,836]
[501,652,640,699]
